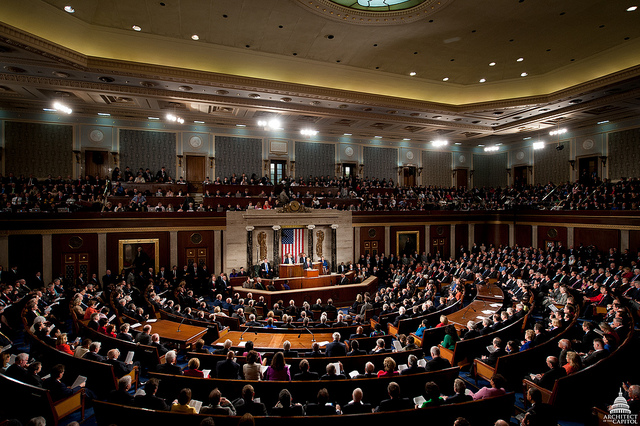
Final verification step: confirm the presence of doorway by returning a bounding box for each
[455,169,468,189]
[513,166,528,187]
[578,156,599,185]
[343,163,357,178]
[84,150,108,179]
[270,160,287,184]
[403,166,416,187]
[186,155,206,193]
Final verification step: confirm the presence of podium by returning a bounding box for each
[279,263,303,278]
[304,269,319,278]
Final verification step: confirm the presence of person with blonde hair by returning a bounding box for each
[563,351,582,374]
[377,357,398,377]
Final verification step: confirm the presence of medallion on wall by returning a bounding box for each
[516,151,525,161]
[368,228,377,238]
[190,233,203,244]
[89,129,104,143]
[582,139,594,150]
[459,155,466,164]
[406,151,414,160]
[189,136,203,148]
[547,228,558,238]
[345,146,354,157]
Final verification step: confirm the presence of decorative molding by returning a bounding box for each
[269,139,288,154]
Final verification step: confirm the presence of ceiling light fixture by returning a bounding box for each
[597,120,609,125]
[454,142,462,145]
[166,113,185,124]
[53,101,72,114]
[374,136,382,139]
[520,72,528,77]
[64,5,75,13]
[132,25,142,31]
[191,34,200,40]
[300,129,318,136]
[484,146,499,152]
[477,144,485,147]
[479,78,486,83]
[194,120,205,124]
[257,119,281,130]
[236,124,246,127]
[409,71,417,76]
[627,6,637,11]
[431,140,448,147]
[442,77,449,81]
[97,113,110,116]
[43,108,57,112]
[533,141,545,150]
[517,57,524,62]
[549,128,567,136]
[403,138,411,141]
[344,133,352,136]
[489,62,496,66]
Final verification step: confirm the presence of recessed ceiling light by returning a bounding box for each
[478,144,485,147]
[148,117,159,120]
[409,71,417,76]
[403,138,411,141]
[442,77,449,81]
[64,5,75,13]
[479,78,486,83]
[43,108,57,112]
[627,6,637,11]
[489,62,496,66]
[523,137,532,140]
[191,34,200,40]
[374,136,382,139]
[236,124,246,127]
[517,57,524,62]
[520,72,528,77]
[597,120,609,124]
[132,25,142,31]
[194,120,205,124]
[97,113,110,116]
[344,133,352,136]
[454,142,462,145]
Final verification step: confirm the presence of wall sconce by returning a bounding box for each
[527,166,533,175]
[110,152,119,166]
[452,169,457,177]
[73,150,81,164]
[568,160,576,170]
[470,170,475,177]
[209,156,215,168]
[358,164,364,175]
[506,168,512,177]
[418,167,423,176]
[177,155,183,168]
[290,161,295,174]
[599,156,608,167]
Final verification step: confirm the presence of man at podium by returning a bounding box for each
[283,254,295,264]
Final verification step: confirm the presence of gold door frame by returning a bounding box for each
[118,238,160,274]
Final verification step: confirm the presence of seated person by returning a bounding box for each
[293,359,319,381]
[200,388,237,415]
[416,381,444,408]
[183,357,204,377]
[171,388,197,413]
[375,381,414,412]
[320,362,346,380]
[341,388,373,414]
[305,388,339,416]
[271,389,304,416]
[377,357,399,378]
[443,378,473,404]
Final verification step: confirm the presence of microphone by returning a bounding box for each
[461,304,477,319]
[177,316,186,332]
[298,327,315,342]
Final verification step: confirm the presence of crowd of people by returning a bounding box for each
[1,167,639,213]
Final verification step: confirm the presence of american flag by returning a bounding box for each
[281,228,304,258]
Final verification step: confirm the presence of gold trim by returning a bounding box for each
[118,238,160,274]
[2,226,226,235]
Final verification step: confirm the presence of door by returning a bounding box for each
[432,238,446,258]
[343,163,357,178]
[270,160,286,184]
[578,156,599,185]
[186,155,206,193]
[455,169,468,189]
[514,166,528,187]
[403,166,416,187]
[363,240,378,257]
[84,150,108,179]
[62,253,89,283]
[186,248,208,268]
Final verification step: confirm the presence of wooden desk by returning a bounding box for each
[212,330,334,351]
[304,269,319,278]
[131,319,207,350]
[447,284,505,329]
[476,283,505,302]
[279,263,303,278]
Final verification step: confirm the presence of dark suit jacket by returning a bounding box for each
[271,405,305,416]
[400,365,426,375]
[134,394,170,411]
[293,371,319,381]
[325,341,346,357]
[582,349,609,367]
[375,397,414,412]
[283,350,299,358]
[106,359,134,378]
[43,377,81,402]
[305,403,338,416]
[425,356,451,372]
[155,363,182,375]
[533,366,567,389]
[484,348,506,367]
[342,401,373,414]
[108,389,135,405]
[216,359,242,379]
[232,399,268,417]
[443,393,473,404]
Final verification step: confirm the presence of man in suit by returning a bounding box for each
[216,351,242,379]
[305,342,325,357]
[375,382,414,412]
[480,337,506,367]
[581,338,609,367]
[524,387,557,425]
[283,254,295,264]
[425,346,452,372]
[135,325,153,346]
[43,364,85,402]
[5,353,30,383]
[259,259,272,278]
[528,356,566,389]
[134,378,170,411]
[401,354,426,375]
[105,348,136,378]
[325,332,346,357]
[155,350,182,375]
[282,340,299,357]
[108,376,135,405]
[83,342,106,362]
[150,333,169,356]
[341,388,373,414]
[338,273,349,285]
[233,384,268,416]
[293,359,319,380]
[355,362,377,379]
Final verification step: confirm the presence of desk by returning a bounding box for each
[448,284,505,329]
[212,330,334,351]
[279,263,303,278]
[304,269,319,278]
[131,319,207,350]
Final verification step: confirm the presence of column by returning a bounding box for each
[509,223,515,247]
[246,226,254,275]
[0,234,8,273]
[169,231,178,270]
[214,230,222,274]
[354,227,361,261]
[621,230,629,252]
[450,224,456,257]
[307,225,315,261]
[42,234,53,283]
[567,227,574,248]
[331,224,338,273]
[384,226,390,257]
[424,225,430,255]
[468,223,475,248]
[273,225,281,276]
[532,225,538,249]
[97,233,107,277]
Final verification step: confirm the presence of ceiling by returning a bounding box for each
[0,0,639,146]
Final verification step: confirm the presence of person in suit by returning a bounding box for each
[400,354,426,375]
[150,333,170,356]
[304,342,325,357]
[155,350,182,375]
[305,388,339,416]
[233,384,268,416]
[338,273,349,285]
[200,388,237,415]
[528,356,567,389]
[271,389,304,416]
[134,378,170,410]
[282,340,298,358]
[425,346,452,372]
[293,359,319,381]
[355,362,377,379]
[480,337,506,368]
[347,339,367,356]
[5,353,30,383]
[375,381,414,412]
[134,325,153,346]
[259,259,272,278]
[216,350,242,379]
[83,342,106,362]
[43,364,85,402]
[320,362,347,380]
[581,338,609,367]
[524,387,558,424]
[105,348,136,378]
[108,375,135,405]
[341,388,373,414]
[325,332,346,357]
[443,378,473,404]
[283,254,295,264]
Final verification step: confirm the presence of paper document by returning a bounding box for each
[348,370,359,379]
[316,341,330,347]
[147,319,157,323]
[476,315,486,320]
[202,369,211,378]
[130,323,141,328]
[71,375,87,388]
[482,310,494,315]
[237,341,247,347]
[413,395,426,406]
[108,315,116,323]
[260,365,268,374]
[490,303,502,308]
[330,362,340,372]
[190,399,203,414]
[134,388,146,397]
[125,351,135,364]
[398,364,408,372]
[2,344,12,352]
[42,374,50,380]
[9,354,16,365]
[392,341,403,351]
[486,345,497,353]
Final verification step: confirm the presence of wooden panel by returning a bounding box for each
[107,232,170,274]
[359,226,385,258]
[475,224,509,248]
[177,231,214,270]
[630,231,640,256]
[537,226,567,249]
[515,224,532,247]
[455,224,468,258]
[186,155,206,193]
[52,233,98,282]
[574,228,620,252]
[430,224,451,258]
[8,234,43,280]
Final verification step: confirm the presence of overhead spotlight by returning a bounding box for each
[132,25,142,31]
[555,144,565,151]
[257,119,281,130]
[627,6,637,11]
[194,120,205,124]
[191,34,200,40]
[431,140,448,147]
[597,120,609,125]
[479,78,486,83]
[517,57,524,62]
[409,71,417,76]
[166,113,184,124]
[343,133,352,136]
[549,128,567,136]
[520,72,528,77]
[489,62,496,66]
[97,112,110,116]
[533,141,545,150]
[484,146,499,152]
[300,129,318,136]
[53,102,72,114]
[64,5,75,13]
[442,77,449,81]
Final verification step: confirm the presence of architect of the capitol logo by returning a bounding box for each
[604,389,638,425]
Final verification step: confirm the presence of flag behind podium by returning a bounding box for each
[281,228,304,258]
